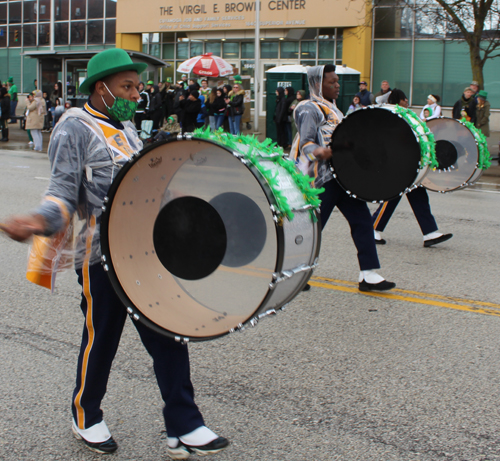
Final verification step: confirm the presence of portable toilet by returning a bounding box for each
[265,65,309,143]
[335,65,361,115]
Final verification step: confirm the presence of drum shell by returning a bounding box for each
[101,137,320,341]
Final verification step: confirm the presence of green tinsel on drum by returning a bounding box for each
[393,105,439,170]
[459,118,492,170]
[192,127,324,222]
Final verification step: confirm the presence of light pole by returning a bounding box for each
[254,0,260,133]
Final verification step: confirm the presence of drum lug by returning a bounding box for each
[174,336,190,344]
[177,133,184,141]
[101,205,106,211]
[103,264,109,272]
[126,307,133,314]
[103,196,109,203]
[101,255,107,263]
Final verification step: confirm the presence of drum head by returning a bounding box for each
[330,107,422,202]
[421,118,478,192]
[101,138,280,341]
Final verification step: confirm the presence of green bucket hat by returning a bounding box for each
[478,90,488,99]
[7,77,14,83]
[79,48,148,95]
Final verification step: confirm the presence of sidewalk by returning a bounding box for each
[2,120,499,177]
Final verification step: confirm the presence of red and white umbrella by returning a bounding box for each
[177,53,234,77]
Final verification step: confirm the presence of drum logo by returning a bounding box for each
[149,157,163,168]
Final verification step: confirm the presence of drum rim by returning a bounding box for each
[423,117,480,193]
[100,135,287,342]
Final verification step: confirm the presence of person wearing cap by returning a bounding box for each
[355,80,374,107]
[419,94,441,122]
[7,77,18,120]
[470,81,480,98]
[134,81,150,130]
[452,87,477,123]
[225,76,245,135]
[475,90,490,137]
[0,48,229,460]
[146,79,154,91]
[180,74,189,89]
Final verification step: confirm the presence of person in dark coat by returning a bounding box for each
[179,90,202,133]
[148,85,163,130]
[0,87,11,141]
[284,86,296,147]
[222,84,232,132]
[212,88,227,130]
[452,87,477,123]
[274,87,288,148]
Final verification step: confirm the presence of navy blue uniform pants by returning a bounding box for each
[72,263,204,438]
[319,179,380,271]
[372,187,438,235]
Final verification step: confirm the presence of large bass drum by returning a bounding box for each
[421,117,491,193]
[330,104,437,202]
[100,133,321,342]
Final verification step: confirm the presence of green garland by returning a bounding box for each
[459,118,492,170]
[393,105,439,170]
[192,127,323,222]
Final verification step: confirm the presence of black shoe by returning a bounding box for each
[167,437,229,460]
[423,233,453,247]
[359,279,396,292]
[375,238,386,245]
[72,426,118,454]
[302,283,311,291]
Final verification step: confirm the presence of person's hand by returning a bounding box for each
[0,214,46,242]
[179,95,185,100]
[312,147,332,161]
[224,98,230,103]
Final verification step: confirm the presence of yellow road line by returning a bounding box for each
[309,276,500,318]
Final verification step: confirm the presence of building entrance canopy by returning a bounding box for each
[22,50,167,107]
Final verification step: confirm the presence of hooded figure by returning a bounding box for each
[290,64,395,293]
[148,84,163,130]
[0,87,11,141]
[291,65,343,186]
[274,87,288,147]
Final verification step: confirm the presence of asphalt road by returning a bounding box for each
[1,142,500,461]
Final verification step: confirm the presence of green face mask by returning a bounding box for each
[102,83,138,122]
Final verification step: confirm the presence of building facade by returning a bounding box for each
[1,0,499,114]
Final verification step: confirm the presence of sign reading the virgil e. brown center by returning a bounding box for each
[117,0,365,33]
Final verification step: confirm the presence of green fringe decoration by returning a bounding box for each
[393,105,439,170]
[459,118,492,170]
[192,127,323,222]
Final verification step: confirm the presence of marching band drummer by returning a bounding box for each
[372,89,453,248]
[291,64,396,292]
[0,49,229,460]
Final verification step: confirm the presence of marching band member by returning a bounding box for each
[0,49,228,460]
[291,65,396,292]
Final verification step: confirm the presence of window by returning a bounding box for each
[280,41,299,59]
[38,23,50,46]
[55,1,69,20]
[104,19,115,44]
[9,2,22,23]
[87,20,103,44]
[318,40,334,59]
[374,7,413,38]
[9,26,21,47]
[88,0,104,19]
[223,42,239,59]
[105,0,116,18]
[336,40,343,63]
[39,0,51,22]
[301,41,316,59]
[23,24,37,46]
[372,41,412,97]
[150,43,160,57]
[241,42,254,59]
[55,22,69,45]
[0,26,6,47]
[412,40,444,105]
[23,0,36,23]
[71,21,86,44]
[205,42,221,56]
[162,43,175,59]
[177,42,189,59]
[72,0,86,20]
[190,41,203,57]
[260,42,278,59]
[0,3,6,25]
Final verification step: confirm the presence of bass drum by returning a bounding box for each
[330,104,437,203]
[100,134,321,342]
[421,117,490,193]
